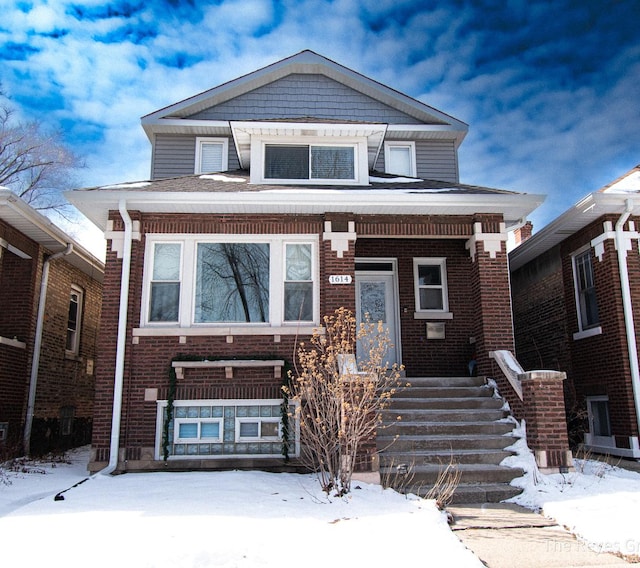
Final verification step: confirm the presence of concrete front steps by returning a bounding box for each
[377,376,523,504]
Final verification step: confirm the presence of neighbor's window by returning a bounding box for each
[384,142,416,177]
[587,396,612,438]
[264,144,355,180]
[414,258,448,312]
[149,243,182,322]
[195,137,229,174]
[284,243,313,322]
[60,406,75,437]
[195,242,270,323]
[66,285,84,354]
[573,249,599,331]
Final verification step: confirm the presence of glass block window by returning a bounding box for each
[159,400,298,459]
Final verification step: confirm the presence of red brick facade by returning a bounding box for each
[0,217,103,456]
[89,211,521,472]
[512,214,640,457]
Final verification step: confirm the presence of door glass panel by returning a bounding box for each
[360,281,386,323]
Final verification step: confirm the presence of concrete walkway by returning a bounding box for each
[448,503,638,567]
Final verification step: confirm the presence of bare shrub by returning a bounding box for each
[285,307,404,496]
[426,456,462,509]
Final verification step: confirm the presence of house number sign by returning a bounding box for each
[329,275,353,285]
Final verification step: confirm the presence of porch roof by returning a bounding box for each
[65,170,544,232]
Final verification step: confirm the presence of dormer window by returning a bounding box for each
[195,137,229,174]
[264,144,356,181]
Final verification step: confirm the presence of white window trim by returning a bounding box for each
[413,258,451,318]
[195,137,229,174]
[143,241,183,325]
[174,418,223,443]
[66,285,84,356]
[0,422,7,442]
[571,245,601,339]
[141,234,319,328]
[585,395,614,448]
[250,135,369,185]
[235,417,282,442]
[384,141,417,177]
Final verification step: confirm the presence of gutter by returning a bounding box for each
[23,244,74,455]
[614,199,640,444]
[98,200,133,475]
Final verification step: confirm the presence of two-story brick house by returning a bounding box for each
[67,50,545,478]
[511,165,640,460]
[0,189,104,456]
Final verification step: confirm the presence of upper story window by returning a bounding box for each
[195,137,229,174]
[143,235,318,327]
[264,144,355,181]
[572,248,600,337]
[384,141,416,177]
[413,258,451,319]
[66,285,84,355]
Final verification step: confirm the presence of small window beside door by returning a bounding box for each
[413,258,452,319]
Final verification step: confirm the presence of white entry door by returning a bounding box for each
[355,267,400,367]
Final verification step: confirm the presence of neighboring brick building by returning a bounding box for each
[67,50,546,474]
[510,165,640,459]
[0,189,104,456]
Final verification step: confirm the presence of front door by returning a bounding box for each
[355,262,400,367]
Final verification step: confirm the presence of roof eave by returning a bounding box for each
[66,188,544,235]
[509,192,640,271]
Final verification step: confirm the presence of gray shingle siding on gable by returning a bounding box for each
[188,74,424,124]
[375,140,459,183]
[152,135,240,179]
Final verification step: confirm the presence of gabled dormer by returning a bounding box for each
[141,50,468,184]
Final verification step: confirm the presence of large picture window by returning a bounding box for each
[195,243,270,323]
[143,235,317,327]
[572,248,599,334]
[264,144,355,181]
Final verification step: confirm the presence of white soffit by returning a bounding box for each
[230,121,387,169]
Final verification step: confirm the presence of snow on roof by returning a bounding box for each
[199,174,246,183]
[601,168,640,194]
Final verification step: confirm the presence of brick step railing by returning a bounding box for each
[378,376,523,504]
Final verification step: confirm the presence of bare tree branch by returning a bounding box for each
[0,91,85,213]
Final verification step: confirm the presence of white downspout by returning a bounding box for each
[23,244,73,455]
[99,200,133,475]
[614,198,640,444]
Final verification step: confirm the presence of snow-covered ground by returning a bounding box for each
[2,440,640,566]
[504,427,640,560]
[0,447,481,567]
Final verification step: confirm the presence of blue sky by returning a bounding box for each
[1,0,639,249]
